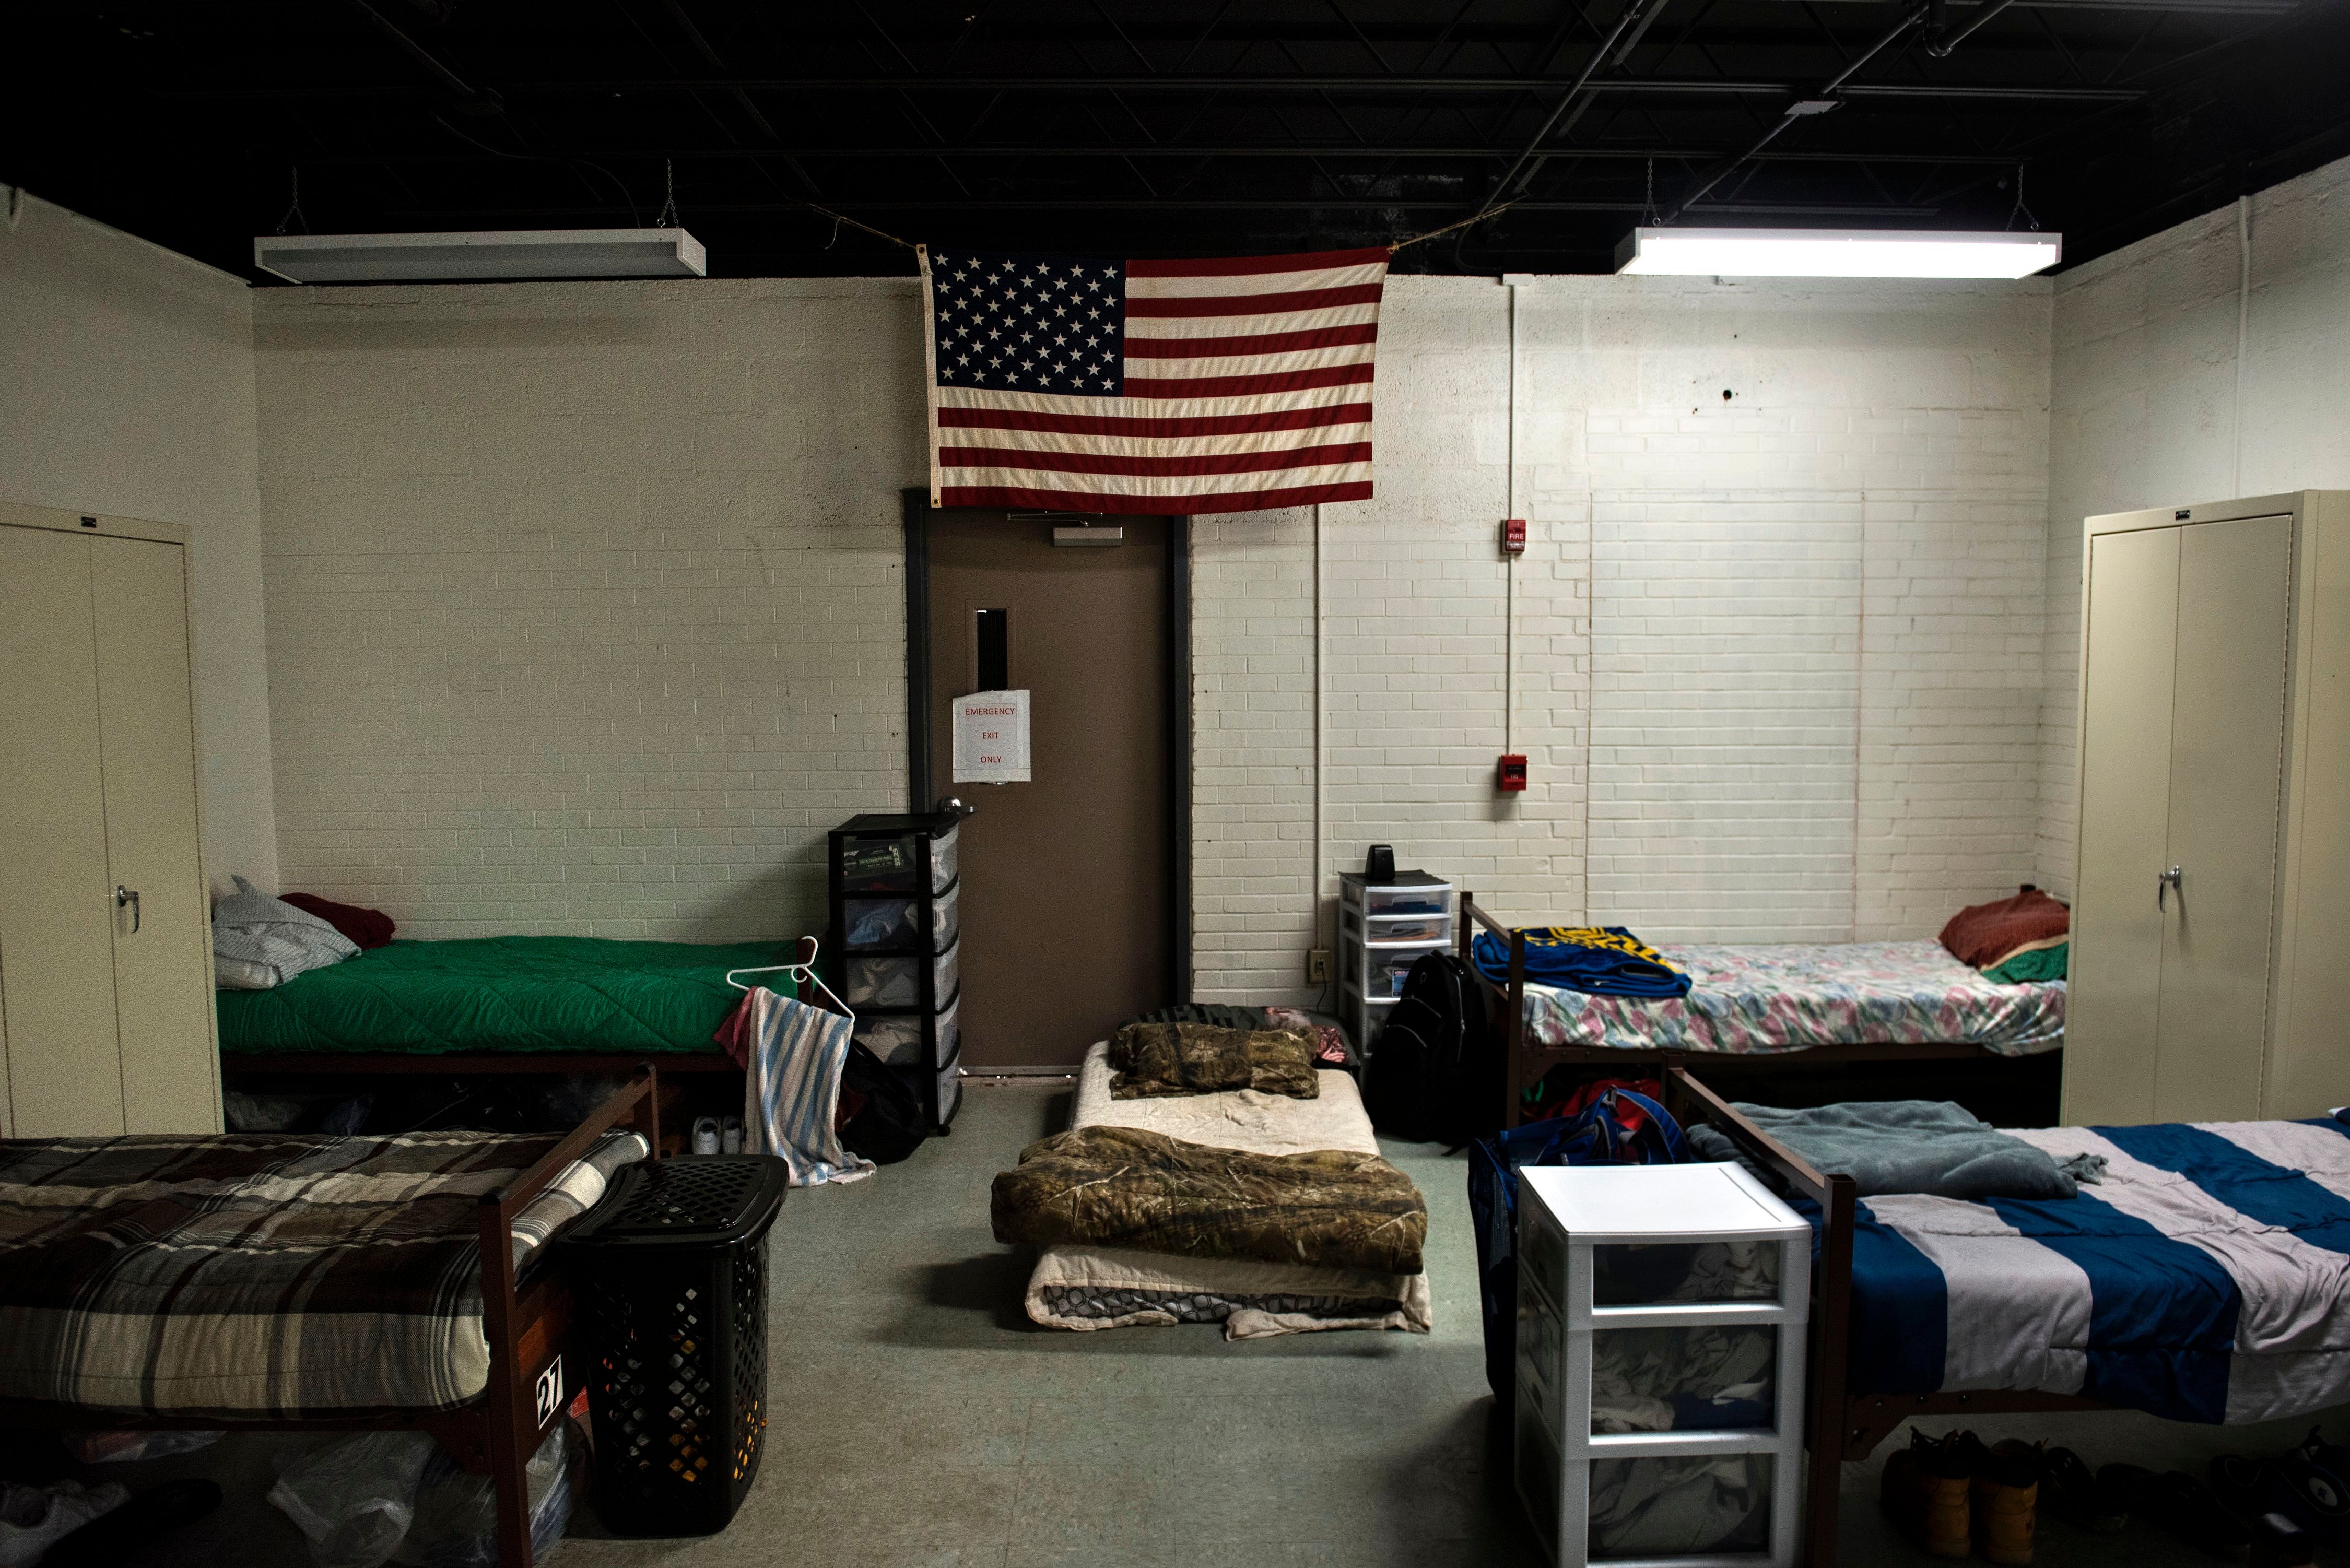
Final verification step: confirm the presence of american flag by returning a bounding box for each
[919,245,1389,516]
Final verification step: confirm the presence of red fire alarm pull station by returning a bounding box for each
[1497,754,1529,792]
[1501,517,1527,557]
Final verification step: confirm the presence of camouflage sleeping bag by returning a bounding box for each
[991,1124,1426,1275]
[1106,1021,1320,1100]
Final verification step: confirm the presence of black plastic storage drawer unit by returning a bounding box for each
[828,809,964,1131]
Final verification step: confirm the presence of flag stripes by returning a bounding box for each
[923,244,1388,516]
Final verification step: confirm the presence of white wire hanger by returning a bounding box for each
[727,935,856,1025]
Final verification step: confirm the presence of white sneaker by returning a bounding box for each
[720,1116,744,1154]
[0,1479,130,1567]
[690,1116,720,1156]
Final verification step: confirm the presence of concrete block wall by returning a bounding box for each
[252,266,2055,998]
[1193,274,2053,1003]
[253,279,923,938]
[2037,151,2350,896]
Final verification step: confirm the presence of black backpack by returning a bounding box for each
[837,1042,930,1163]
[1362,951,1500,1146]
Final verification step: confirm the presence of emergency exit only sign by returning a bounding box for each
[953,689,1031,783]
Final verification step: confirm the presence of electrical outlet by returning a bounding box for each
[1306,948,1331,984]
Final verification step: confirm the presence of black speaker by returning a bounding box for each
[1365,845,1395,882]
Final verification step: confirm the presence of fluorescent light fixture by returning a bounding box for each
[253,227,707,284]
[1615,227,2060,279]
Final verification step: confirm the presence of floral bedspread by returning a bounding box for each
[1522,940,2064,1057]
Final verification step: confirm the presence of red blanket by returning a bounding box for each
[1939,886,2069,969]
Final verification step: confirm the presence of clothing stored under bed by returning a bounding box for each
[217,935,794,1055]
[1829,1116,2350,1425]
[1521,940,2064,1055]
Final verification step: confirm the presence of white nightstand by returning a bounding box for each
[1513,1162,1811,1567]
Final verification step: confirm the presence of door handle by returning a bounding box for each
[2156,866,2183,911]
[115,885,140,934]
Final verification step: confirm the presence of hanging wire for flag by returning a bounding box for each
[802,202,919,251]
[1387,199,1518,254]
[821,197,1513,260]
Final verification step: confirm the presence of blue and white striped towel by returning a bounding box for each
[1836,1117,2350,1426]
[743,988,875,1187]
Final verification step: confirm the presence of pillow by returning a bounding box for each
[1939,885,2069,970]
[280,892,397,950]
[1264,1006,1351,1069]
[1107,1022,1319,1100]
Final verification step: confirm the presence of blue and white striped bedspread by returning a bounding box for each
[1843,1117,2350,1425]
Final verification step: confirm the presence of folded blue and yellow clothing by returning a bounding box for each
[1472,926,1692,999]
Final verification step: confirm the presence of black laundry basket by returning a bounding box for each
[564,1154,790,1537]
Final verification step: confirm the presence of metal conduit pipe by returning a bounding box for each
[1663,2,1929,221]
[1930,0,2023,54]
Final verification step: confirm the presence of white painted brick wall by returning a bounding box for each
[2037,151,2350,897]
[1192,274,2052,1004]
[1590,493,1863,943]
[254,279,924,939]
[253,266,2057,1002]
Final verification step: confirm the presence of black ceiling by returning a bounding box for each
[8,0,2348,281]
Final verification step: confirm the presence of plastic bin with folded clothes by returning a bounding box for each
[1588,1454,1775,1561]
[1512,1162,1810,1568]
[843,941,960,1013]
[852,994,960,1069]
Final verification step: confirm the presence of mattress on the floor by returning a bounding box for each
[217,935,793,1056]
[1834,1117,2350,1426]
[1023,1042,1434,1338]
[1522,939,2065,1056]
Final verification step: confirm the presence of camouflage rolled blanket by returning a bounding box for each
[1107,1022,1319,1100]
[991,1125,1426,1275]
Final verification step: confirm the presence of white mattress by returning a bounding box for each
[1023,1042,1434,1338]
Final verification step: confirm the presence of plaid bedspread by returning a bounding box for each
[0,1128,643,1417]
[1522,940,2065,1056]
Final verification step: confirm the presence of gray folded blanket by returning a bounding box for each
[1687,1100,2105,1201]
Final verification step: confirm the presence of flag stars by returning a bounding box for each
[933,252,1126,394]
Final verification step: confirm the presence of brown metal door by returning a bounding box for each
[925,512,1173,1067]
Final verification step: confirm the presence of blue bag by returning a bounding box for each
[1466,1089,1686,1405]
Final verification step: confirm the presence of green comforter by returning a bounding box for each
[217,936,794,1055]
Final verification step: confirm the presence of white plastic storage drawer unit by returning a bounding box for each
[1514,1163,1811,1568]
[1337,868,1455,1052]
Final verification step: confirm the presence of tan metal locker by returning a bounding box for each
[2066,526,2179,1127]
[0,503,220,1137]
[2064,492,2350,1126]
[0,525,126,1136]
[92,536,219,1132]
[2153,516,2292,1121]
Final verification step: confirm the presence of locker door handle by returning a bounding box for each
[2156,866,2183,911]
[115,885,140,934]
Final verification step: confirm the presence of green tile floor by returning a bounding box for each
[35,1079,2348,1566]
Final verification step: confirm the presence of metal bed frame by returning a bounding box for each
[1660,1064,2107,1567]
[0,1068,664,1568]
[1455,892,2058,1132]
